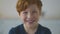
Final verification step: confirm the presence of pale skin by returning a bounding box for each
[19,4,42,34]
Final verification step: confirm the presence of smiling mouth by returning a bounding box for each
[27,20,35,24]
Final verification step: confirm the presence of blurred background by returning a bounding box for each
[0,0,60,34]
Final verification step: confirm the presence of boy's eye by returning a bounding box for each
[23,12,28,14]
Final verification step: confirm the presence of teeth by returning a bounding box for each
[28,20,34,22]
[26,20,35,23]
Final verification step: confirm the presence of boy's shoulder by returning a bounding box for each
[9,24,23,34]
[38,24,51,34]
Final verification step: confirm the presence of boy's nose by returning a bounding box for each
[27,12,32,19]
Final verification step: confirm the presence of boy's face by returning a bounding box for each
[20,4,41,27]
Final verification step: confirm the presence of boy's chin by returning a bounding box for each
[27,22,35,26]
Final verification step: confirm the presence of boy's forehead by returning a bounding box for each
[25,4,38,11]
